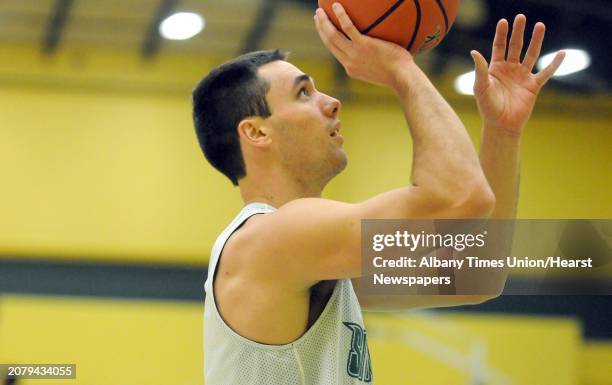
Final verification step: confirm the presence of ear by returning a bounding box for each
[237,117,271,148]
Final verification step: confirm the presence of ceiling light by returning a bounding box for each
[454,71,476,95]
[537,49,590,77]
[159,12,204,40]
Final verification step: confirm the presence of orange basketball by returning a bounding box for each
[318,0,461,55]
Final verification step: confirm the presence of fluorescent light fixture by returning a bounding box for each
[454,71,476,95]
[159,12,204,40]
[537,49,590,77]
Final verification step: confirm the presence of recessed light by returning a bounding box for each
[454,71,476,95]
[537,49,590,77]
[159,12,204,40]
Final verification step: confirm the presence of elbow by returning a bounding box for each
[455,181,496,218]
[418,178,495,218]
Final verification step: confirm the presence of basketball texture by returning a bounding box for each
[318,0,461,55]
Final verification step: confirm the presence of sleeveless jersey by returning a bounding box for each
[204,203,373,385]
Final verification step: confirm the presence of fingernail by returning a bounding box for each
[332,3,341,12]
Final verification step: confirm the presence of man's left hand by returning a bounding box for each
[471,14,566,136]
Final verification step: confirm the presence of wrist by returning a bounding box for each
[481,129,522,155]
[482,124,523,143]
[389,57,420,95]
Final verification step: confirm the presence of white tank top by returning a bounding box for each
[204,203,373,384]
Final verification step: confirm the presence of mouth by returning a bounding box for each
[329,121,342,137]
[329,121,344,144]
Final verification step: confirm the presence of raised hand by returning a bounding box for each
[471,15,566,136]
[314,3,413,89]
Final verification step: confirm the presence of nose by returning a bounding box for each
[322,94,341,118]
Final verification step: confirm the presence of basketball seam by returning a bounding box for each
[360,0,405,35]
[406,0,422,51]
[435,0,450,34]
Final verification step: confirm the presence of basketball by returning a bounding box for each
[318,0,461,54]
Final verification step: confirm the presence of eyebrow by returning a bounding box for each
[292,74,313,90]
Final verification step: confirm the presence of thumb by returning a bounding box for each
[471,50,490,95]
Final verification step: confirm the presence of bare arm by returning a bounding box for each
[353,15,567,311]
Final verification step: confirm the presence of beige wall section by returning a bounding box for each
[1,45,610,264]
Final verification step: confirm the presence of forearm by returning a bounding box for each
[469,126,520,294]
[393,62,489,202]
[479,127,521,219]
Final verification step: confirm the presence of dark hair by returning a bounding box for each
[192,49,288,186]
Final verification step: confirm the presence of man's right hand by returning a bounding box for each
[314,3,413,89]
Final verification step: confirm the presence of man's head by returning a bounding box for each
[192,50,346,188]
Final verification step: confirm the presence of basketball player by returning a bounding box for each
[193,4,565,384]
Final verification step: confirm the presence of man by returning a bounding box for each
[193,3,565,384]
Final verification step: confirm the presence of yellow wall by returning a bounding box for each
[0,296,204,385]
[580,342,612,385]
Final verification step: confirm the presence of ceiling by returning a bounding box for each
[0,0,610,92]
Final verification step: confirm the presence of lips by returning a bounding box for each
[329,121,344,144]
[330,121,341,137]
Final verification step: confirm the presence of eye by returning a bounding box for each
[298,86,309,98]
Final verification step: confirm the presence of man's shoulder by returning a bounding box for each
[217,197,361,285]
[219,213,271,271]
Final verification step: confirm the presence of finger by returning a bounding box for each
[507,14,526,63]
[314,9,350,62]
[522,22,545,71]
[491,19,509,63]
[535,51,566,87]
[331,2,363,41]
[471,50,491,95]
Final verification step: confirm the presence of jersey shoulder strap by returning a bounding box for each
[204,202,276,294]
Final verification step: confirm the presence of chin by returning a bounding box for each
[333,153,348,176]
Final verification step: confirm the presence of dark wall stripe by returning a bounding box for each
[0,258,207,302]
[435,0,449,33]
[360,0,405,35]
[406,0,422,51]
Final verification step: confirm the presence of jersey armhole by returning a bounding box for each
[206,210,343,350]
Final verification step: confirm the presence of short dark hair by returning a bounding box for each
[192,49,288,186]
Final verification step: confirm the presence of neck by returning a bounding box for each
[239,171,326,208]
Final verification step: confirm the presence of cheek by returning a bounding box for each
[276,112,322,146]
[277,126,327,166]
[272,106,330,158]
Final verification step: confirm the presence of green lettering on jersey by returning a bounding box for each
[343,322,372,383]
